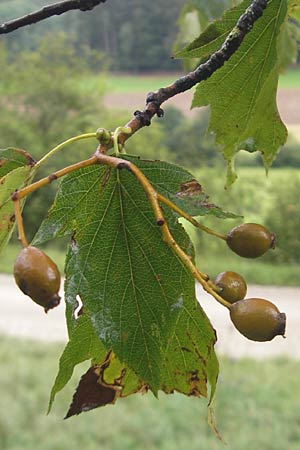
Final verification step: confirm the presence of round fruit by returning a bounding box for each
[214,271,247,304]
[226,223,276,258]
[230,298,286,342]
[13,246,61,312]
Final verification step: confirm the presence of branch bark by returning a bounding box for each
[0,0,106,35]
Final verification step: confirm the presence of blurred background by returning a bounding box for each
[0,0,300,449]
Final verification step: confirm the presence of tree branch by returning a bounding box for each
[1,0,269,153]
[0,0,106,35]
[115,0,268,147]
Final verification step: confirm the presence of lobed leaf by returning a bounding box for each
[35,156,218,410]
[126,157,240,219]
[190,0,288,183]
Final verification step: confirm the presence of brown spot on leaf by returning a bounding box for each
[186,330,207,367]
[176,179,203,197]
[65,365,118,418]
[66,352,149,418]
[188,370,207,397]
[181,346,192,353]
[0,149,35,169]
[17,149,36,167]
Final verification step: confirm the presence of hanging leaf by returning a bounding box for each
[0,149,36,254]
[175,0,288,184]
[35,155,218,405]
[49,314,144,416]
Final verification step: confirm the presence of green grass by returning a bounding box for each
[77,68,300,96]
[78,73,180,95]
[278,68,300,89]
[195,253,300,286]
[0,243,66,274]
[0,335,299,450]
[104,73,181,94]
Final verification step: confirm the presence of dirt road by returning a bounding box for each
[0,274,298,359]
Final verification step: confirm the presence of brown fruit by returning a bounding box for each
[230,298,286,342]
[13,246,61,312]
[214,271,247,304]
[226,223,276,258]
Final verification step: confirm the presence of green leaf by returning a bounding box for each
[288,0,300,20]
[127,158,240,219]
[0,153,35,254]
[175,0,251,61]
[49,313,147,416]
[48,315,107,412]
[35,156,218,401]
[0,148,35,178]
[190,0,288,183]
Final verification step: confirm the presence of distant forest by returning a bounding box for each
[0,0,186,72]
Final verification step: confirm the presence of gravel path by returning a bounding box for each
[0,274,298,359]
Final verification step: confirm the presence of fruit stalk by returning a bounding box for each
[13,198,28,248]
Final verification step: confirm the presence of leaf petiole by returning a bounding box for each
[15,156,99,200]
[157,193,227,241]
[13,198,28,247]
[35,133,98,169]
[113,127,132,155]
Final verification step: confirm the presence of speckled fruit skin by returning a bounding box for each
[226,223,276,258]
[214,271,247,304]
[13,246,61,312]
[230,298,286,342]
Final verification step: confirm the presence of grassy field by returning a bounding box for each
[278,68,300,89]
[0,243,66,275]
[78,68,300,96]
[193,253,300,286]
[78,73,178,95]
[0,335,299,450]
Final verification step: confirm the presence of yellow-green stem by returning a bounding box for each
[13,199,28,247]
[35,133,97,169]
[157,193,227,241]
[16,156,98,200]
[113,127,132,156]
